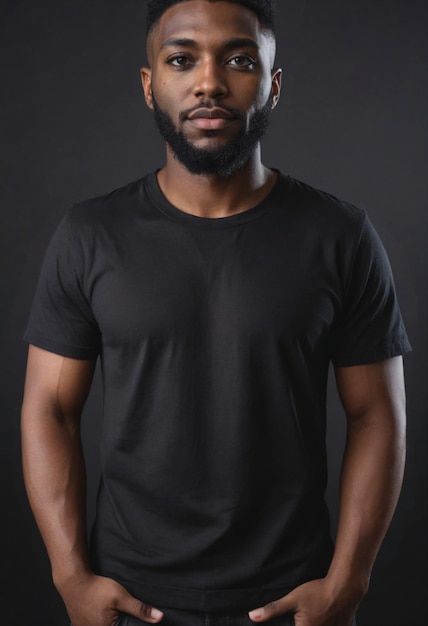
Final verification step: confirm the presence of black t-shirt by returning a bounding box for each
[24,172,411,611]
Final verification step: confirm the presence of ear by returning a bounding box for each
[270,67,282,110]
[140,67,154,110]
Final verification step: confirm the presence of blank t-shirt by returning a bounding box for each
[25,172,411,611]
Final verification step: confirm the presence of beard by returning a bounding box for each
[152,96,272,177]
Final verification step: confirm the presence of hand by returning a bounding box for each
[248,577,359,626]
[58,571,164,626]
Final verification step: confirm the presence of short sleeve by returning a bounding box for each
[331,214,411,367]
[24,210,101,359]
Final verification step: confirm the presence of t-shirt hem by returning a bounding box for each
[332,338,412,368]
[119,578,293,613]
[23,330,99,360]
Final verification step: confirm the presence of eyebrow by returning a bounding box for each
[160,37,260,51]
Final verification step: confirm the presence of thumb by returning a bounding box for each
[118,590,164,623]
[249,593,295,622]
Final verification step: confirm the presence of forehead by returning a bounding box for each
[147,1,270,56]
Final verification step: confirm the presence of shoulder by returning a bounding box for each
[273,174,369,249]
[44,175,153,261]
[284,175,366,227]
[66,176,148,230]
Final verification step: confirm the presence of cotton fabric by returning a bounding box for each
[25,172,410,611]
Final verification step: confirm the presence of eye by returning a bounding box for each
[227,55,257,69]
[167,55,192,69]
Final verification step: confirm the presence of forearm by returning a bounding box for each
[327,371,406,598]
[20,351,162,625]
[248,409,405,624]
[21,406,91,588]
[248,359,407,624]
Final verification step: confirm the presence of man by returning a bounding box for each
[21,1,410,625]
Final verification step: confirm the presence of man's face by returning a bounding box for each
[142,0,281,176]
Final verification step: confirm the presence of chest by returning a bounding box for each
[85,222,341,349]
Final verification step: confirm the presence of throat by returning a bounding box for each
[157,161,277,219]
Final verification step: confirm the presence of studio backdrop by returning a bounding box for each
[1,1,426,625]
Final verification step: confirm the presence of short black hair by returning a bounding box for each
[146,0,275,35]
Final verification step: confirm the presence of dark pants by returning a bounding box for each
[114,611,358,625]
[115,609,296,626]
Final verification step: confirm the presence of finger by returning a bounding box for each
[118,593,164,623]
[249,597,294,622]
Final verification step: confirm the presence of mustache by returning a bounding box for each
[179,103,244,123]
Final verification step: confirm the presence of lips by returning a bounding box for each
[187,107,235,121]
[186,107,236,131]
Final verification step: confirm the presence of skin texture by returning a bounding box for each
[248,357,407,625]
[21,2,407,625]
[141,1,282,217]
[21,347,164,626]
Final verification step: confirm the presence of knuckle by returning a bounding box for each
[139,601,153,617]
[135,599,147,613]
[269,600,280,616]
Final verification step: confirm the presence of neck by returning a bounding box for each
[157,145,277,218]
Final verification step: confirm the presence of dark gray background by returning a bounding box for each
[1,1,426,625]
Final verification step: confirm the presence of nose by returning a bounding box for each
[193,58,228,100]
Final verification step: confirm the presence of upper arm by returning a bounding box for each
[334,357,407,428]
[22,344,97,425]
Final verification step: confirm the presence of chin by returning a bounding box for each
[190,137,233,151]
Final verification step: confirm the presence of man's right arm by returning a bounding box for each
[21,345,163,626]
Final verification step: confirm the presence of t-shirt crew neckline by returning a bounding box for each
[144,169,288,230]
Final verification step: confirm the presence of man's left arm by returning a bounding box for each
[249,356,407,626]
